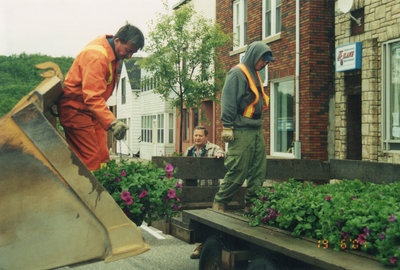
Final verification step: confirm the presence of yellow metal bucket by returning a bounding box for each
[0,75,149,269]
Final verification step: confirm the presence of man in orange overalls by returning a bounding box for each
[58,23,144,171]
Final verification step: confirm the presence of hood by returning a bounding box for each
[241,41,273,86]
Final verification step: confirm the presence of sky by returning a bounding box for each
[0,0,181,57]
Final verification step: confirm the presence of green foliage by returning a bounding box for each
[94,160,182,226]
[248,179,400,268]
[0,53,73,117]
[139,2,230,152]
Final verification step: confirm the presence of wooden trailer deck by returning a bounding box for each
[183,209,389,270]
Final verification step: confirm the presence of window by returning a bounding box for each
[382,39,400,151]
[141,115,156,143]
[157,114,164,143]
[263,0,281,39]
[233,0,247,49]
[121,77,126,104]
[168,113,174,144]
[271,79,294,156]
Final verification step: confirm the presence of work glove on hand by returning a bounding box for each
[109,119,129,140]
[221,126,234,143]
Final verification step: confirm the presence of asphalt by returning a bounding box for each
[57,224,199,270]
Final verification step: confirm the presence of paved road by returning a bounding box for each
[57,224,199,270]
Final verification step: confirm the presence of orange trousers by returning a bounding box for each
[59,106,109,171]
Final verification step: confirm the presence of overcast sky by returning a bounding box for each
[0,0,180,57]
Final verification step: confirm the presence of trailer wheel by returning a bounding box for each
[246,257,280,270]
[199,236,223,270]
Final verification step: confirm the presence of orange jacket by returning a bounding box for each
[60,35,119,130]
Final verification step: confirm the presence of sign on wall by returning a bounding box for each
[335,42,362,72]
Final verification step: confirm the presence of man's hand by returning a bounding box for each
[215,151,225,159]
[221,126,234,143]
[109,119,129,140]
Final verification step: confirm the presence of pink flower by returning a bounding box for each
[351,196,358,200]
[341,231,349,240]
[389,214,396,222]
[363,227,370,236]
[325,196,332,201]
[125,197,133,205]
[121,190,131,201]
[390,257,397,265]
[357,233,366,245]
[139,190,148,198]
[165,163,174,173]
[262,217,268,224]
[379,233,385,240]
[270,189,275,193]
[168,189,176,199]
[166,172,173,179]
[141,206,146,211]
[120,170,127,177]
[172,204,181,210]
[175,182,183,189]
[114,177,120,182]
[261,195,268,202]
[176,197,181,202]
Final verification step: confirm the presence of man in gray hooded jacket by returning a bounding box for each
[213,41,274,213]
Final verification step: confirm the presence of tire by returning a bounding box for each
[199,235,223,270]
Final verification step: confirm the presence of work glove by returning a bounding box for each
[221,126,234,143]
[109,119,129,140]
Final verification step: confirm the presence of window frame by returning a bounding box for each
[382,38,400,152]
[262,0,282,39]
[233,0,247,50]
[270,77,295,158]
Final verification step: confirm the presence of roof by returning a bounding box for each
[118,57,141,90]
[172,0,190,10]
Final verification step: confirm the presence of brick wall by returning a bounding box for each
[216,0,334,160]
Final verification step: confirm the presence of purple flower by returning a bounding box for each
[261,195,268,202]
[172,204,181,210]
[175,182,183,189]
[379,233,386,240]
[167,189,176,199]
[114,177,120,182]
[121,190,131,201]
[262,217,268,224]
[166,172,173,179]
[139,190,148,198]
[390,257,397,265]
[363,227,370,236]
[165,163,174,173]
[105,173,111,177]
[120,170,127,177]
[141,206,146,211]
[325,196,332,201]
[340,231,349,240]
[389,214,396,222]
[270,189,275,193]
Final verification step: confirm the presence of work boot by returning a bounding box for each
[190,243,203,259]
[212,202,225,212]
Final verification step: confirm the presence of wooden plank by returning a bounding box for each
[330,159,400,183]
[266,159,329,181]
[183,209,386,270]
[152,156,226,179]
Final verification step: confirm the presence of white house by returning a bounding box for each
[108,58,176,160]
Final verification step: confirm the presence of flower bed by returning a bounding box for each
[94,160,182,226]
[248,179,400,268]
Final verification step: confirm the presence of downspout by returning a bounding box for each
[294,0,301,159]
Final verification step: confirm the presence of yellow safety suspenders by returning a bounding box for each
[236,63,270,118]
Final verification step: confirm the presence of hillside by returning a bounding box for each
[0,53,74,117]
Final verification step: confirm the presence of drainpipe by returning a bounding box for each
[294,0,301,159]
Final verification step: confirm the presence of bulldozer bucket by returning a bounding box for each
[0,76,149,270]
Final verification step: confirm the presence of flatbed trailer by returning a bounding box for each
[183,208,389,270]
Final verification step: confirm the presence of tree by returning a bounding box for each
[139,2,230,154]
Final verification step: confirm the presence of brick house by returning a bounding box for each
[334,0,400,163]
[215,0,335,160]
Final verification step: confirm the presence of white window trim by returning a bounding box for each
[382,38,400,152]
[233,0,247,50]
[262,0,281,39]
[270,77,295,158]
